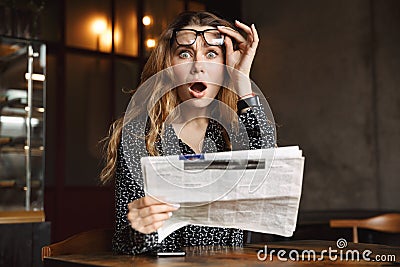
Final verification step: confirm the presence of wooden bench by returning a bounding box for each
[41,228,113,260]
[330,213,400,243]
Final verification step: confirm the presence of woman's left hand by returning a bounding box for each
[217,20,259,78]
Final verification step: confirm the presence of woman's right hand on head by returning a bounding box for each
[127,196,180,234]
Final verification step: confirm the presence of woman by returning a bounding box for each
[101,11,276,255]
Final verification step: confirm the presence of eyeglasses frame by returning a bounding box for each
[173,28,225,47]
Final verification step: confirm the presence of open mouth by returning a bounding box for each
[188,82,207,98]
[190,82,207,92]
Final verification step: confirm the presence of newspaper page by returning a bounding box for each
[141,146,304,243]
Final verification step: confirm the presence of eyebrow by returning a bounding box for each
[175,41,220,50]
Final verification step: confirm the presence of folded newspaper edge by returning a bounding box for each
[140,146,305,243]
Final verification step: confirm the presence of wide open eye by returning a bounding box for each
[179,51,191,59]
[206,51,218,59]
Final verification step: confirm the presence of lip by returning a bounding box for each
[188,82,207,98]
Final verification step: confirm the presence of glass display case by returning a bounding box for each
[0,36,46,220]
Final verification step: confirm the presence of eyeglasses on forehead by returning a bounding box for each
[173,29,225,46]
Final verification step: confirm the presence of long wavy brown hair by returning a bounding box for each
[100,11,239,184]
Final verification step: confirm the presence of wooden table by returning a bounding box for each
[43,240,400,267]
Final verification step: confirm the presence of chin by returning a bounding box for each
[180,97,215,110]
[191,98,215,108]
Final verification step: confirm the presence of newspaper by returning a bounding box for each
[141,146,304,243]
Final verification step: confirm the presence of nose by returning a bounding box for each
[190,53,205,74]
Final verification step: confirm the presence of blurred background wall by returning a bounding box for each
[242,0,400,211]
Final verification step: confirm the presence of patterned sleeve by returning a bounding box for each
[112,123,159,255]
[236,105,276,150]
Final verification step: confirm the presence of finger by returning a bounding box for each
[250,24,259,49]
[138,221,165,234]
[128,196,162,209]
[224,36,234,55]
[217,25,238,34]
[217,26,246,44]
[140,212,172,228]
[129,212,170,232]
[235,20,254,41]
[138,204,179,218]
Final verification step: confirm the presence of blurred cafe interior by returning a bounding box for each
[0,0,399,266]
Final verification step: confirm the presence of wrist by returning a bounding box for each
[238,92,256,99]
[237,95,261,112]
[233,75,252,97]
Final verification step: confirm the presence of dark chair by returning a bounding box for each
[329,213,400,243]
[41,228,113,260]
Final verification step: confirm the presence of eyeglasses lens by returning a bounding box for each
[204,30,224,46]
[175,30,197,45]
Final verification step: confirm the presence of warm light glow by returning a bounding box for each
[114,28,121,46]
[100,29,113,49]
[142,16,152,26]
[26,107,45,113]
[92,19,107,34]
[25,73,45,81]
[146,39,156,48]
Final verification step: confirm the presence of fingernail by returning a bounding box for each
[217,25,224,29]
[235,20,241,24]
[168,212,173,217]
[171,203,180,209]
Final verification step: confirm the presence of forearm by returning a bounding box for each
[237,104,276,149]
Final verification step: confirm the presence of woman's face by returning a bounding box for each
[171,25,225,109]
